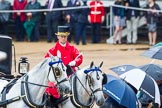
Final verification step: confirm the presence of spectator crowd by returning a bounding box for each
[112,0,161,45]
[0,0,161,45]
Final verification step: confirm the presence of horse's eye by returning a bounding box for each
[54,67,62,78]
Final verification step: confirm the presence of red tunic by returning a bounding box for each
[13,0,28,22]
[89,1,105,23]
[45,41,83,71]
[45,41,83,98]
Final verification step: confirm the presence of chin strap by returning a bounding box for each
[21,75,47,108]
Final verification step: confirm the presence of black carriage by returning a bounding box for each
[0,35,29,79]
[0,36,13,78]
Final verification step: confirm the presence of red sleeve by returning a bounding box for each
[44,45,57,58]
[72,46,83,67]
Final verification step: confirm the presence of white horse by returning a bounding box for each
[0,56,71,108]
[60,61,107,108]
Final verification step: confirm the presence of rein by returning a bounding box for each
[21,81,54,88]
[75,74,92,96]
[0,78,53,88]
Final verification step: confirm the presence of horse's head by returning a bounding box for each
[84,61,107,106]
[47,55,71,94]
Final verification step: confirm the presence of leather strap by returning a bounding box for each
[21,75,47,108]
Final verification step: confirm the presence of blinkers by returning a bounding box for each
[87,75,94,87]
[53,67,62,78]
[102,73,107,85]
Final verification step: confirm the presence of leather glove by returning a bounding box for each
[68,61,76,66]
[66,65,74,76]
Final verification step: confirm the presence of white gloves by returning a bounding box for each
[68,61,76,66]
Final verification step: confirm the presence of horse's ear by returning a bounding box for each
[99,61,103,68]
[90,61,94,68]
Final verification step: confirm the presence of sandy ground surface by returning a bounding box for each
[12,41,159,75]
[10,41,161,107]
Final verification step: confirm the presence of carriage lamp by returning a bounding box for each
[18,57,30,75]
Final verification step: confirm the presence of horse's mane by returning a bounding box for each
[76,66,89,76]
[27,58,48,75]
[27,56,60,75]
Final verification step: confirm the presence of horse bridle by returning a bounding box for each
[84,67,103,96]
[70,67,103,108]
[75,67,103,96]
[48,59,68,86]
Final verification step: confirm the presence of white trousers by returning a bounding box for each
[126,17,139,43]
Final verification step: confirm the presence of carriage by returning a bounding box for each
[0,35,28,79]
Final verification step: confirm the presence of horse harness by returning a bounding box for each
[0,59,68,108]
[48,61,68,86]
[21,75,47,108]
[0,78,20,108]
[70,67,105,108]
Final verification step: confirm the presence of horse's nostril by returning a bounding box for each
[96,100,104,106]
